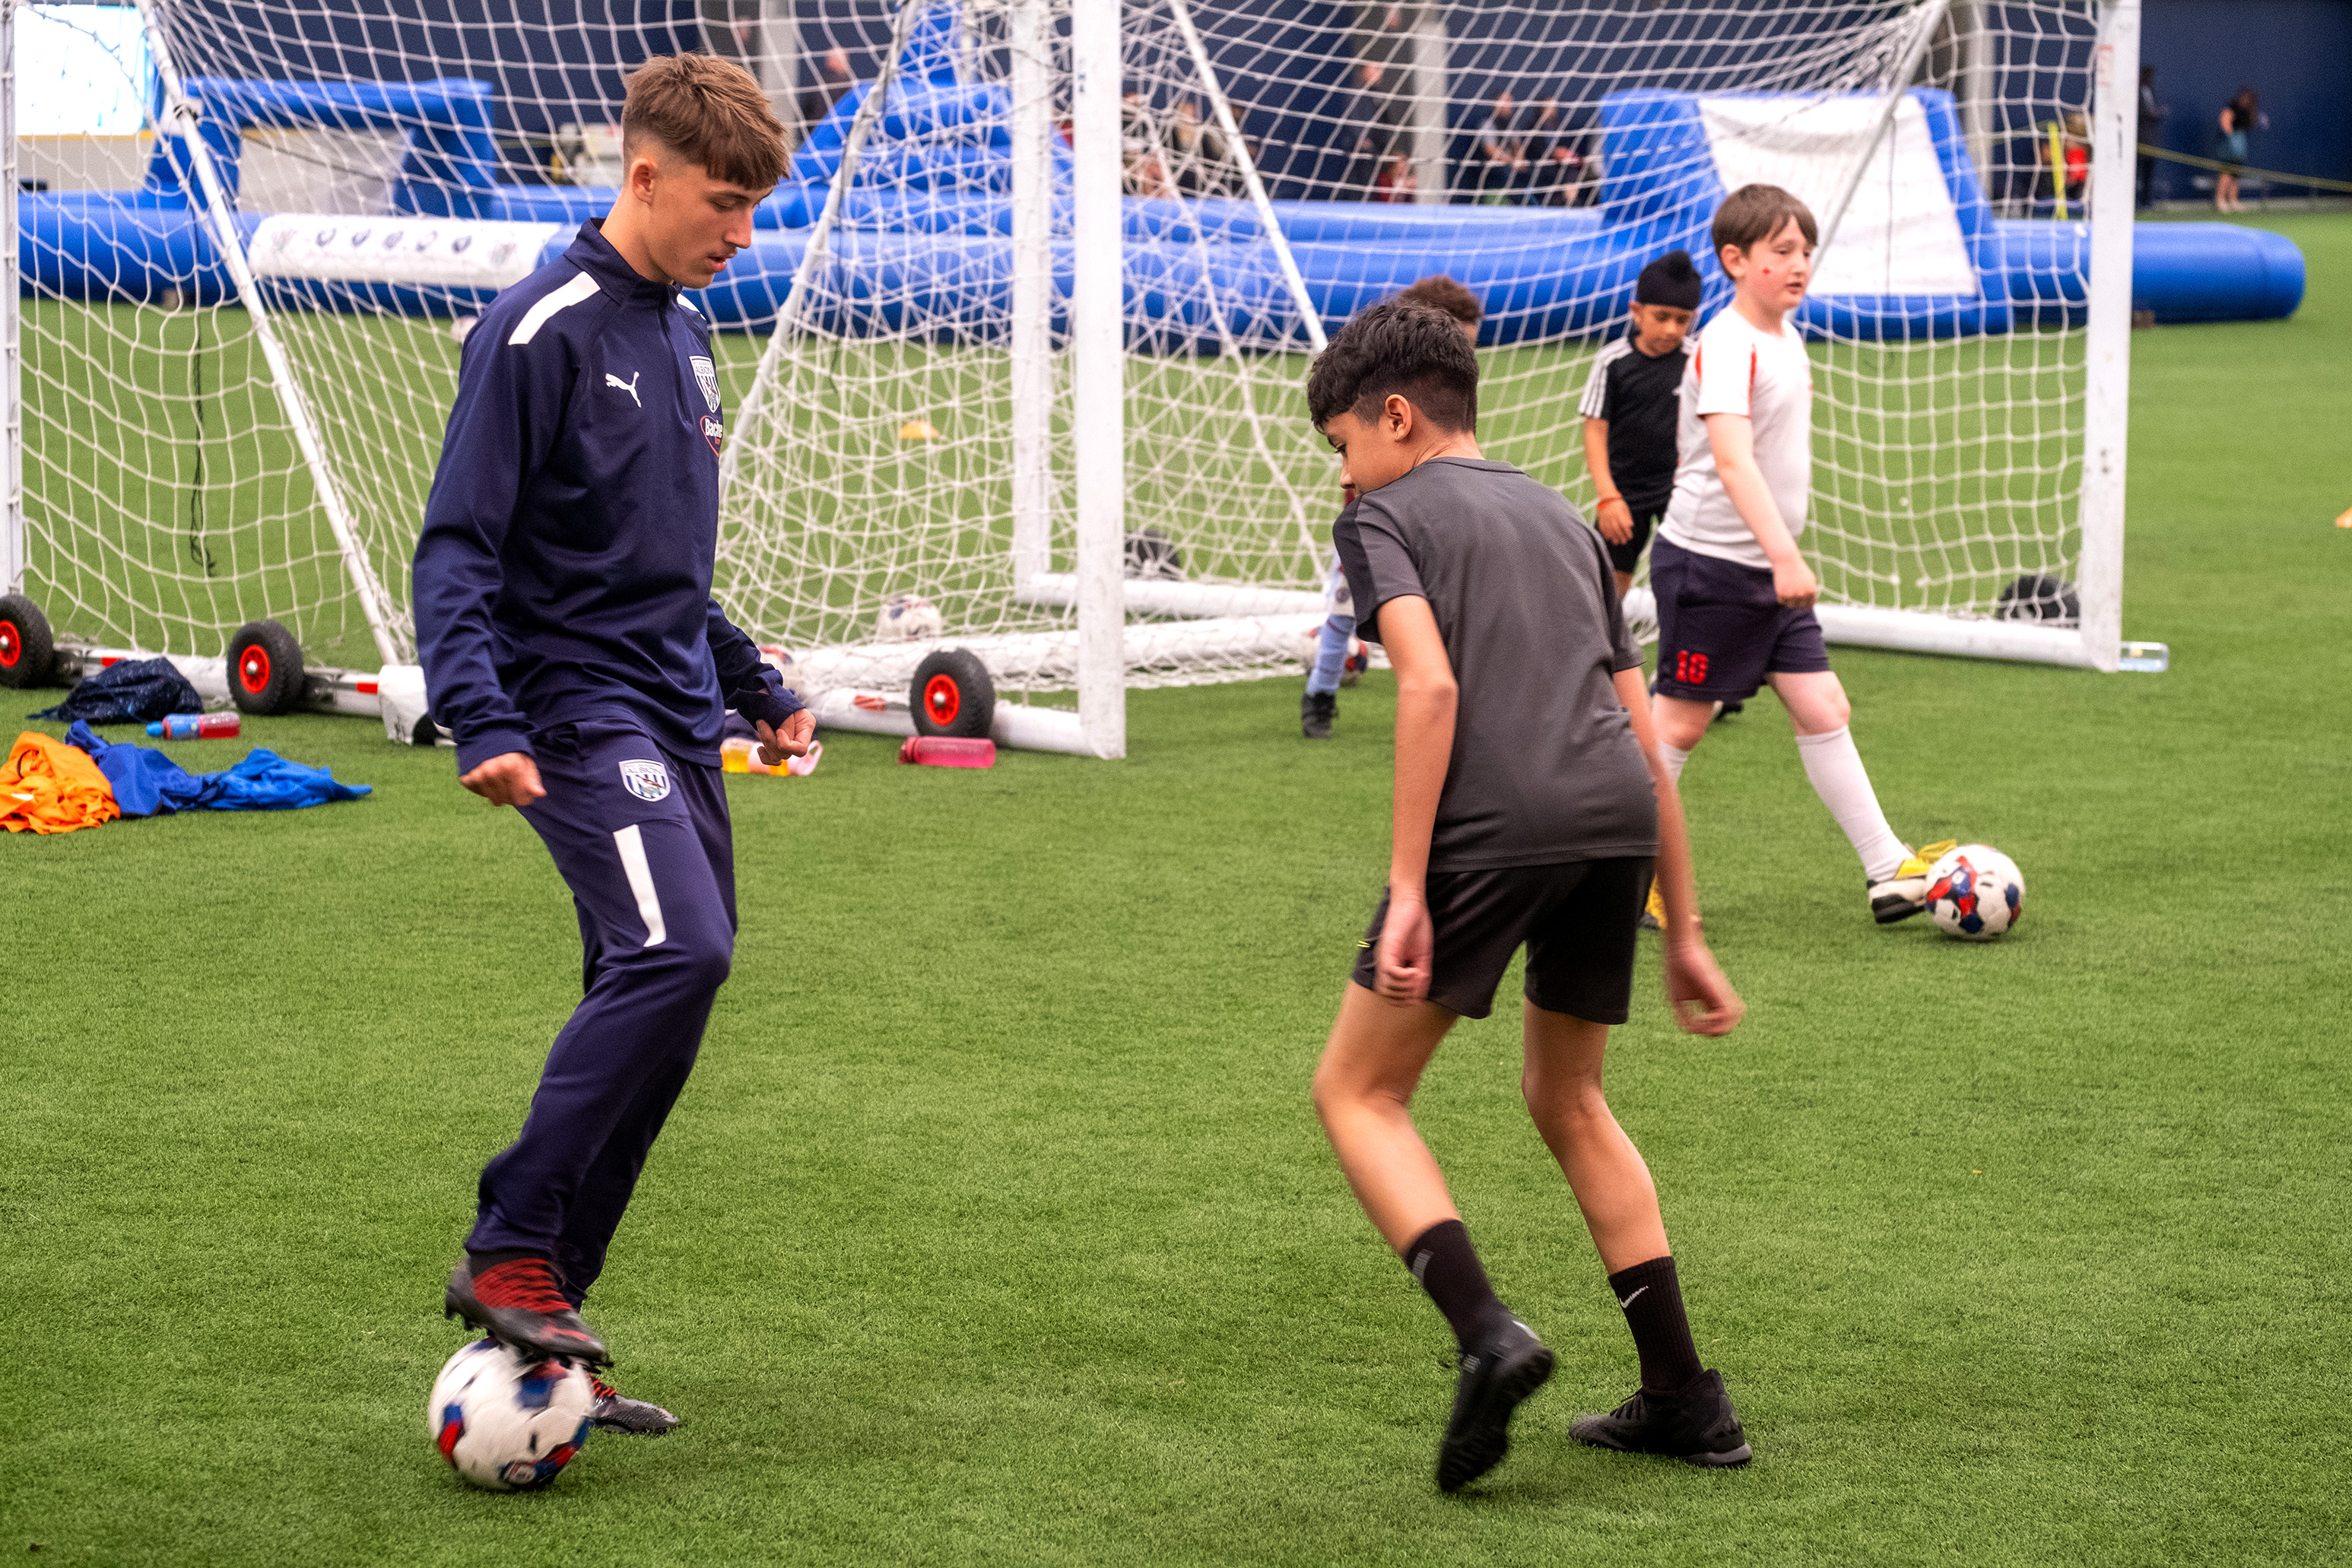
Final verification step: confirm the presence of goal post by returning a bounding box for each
[2,0,2154,732]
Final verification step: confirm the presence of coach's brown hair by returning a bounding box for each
[1711,183,1817,256]
[621,53,790,189]
[1395,274,1484,329]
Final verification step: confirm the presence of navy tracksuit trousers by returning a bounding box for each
[465,718,736,1306]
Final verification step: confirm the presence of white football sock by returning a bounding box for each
[1657,740,1690,785]
[1795,726,1908,882]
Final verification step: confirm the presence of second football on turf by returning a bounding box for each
[427,1338,595,1491]
[875,593,943,642]
[1926,844,2025,941]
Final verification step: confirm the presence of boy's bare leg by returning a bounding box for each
[1612,569,1635,600]
[1311,983,1460,1249]
[1518,1004,1669,1271]
[1649,694,1713,778]
[1317,981,1556,1490]
[1765,668,1850,735]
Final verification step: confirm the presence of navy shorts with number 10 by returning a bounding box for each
[1649,536,1832,703]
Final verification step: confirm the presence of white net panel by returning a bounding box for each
[11,0,2105,694]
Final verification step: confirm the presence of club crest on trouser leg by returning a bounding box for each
[690,354,720,412]
[619,759,671,801]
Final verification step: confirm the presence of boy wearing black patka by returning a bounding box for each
[1579,250,1701,599]
[1309,300,1754,1493]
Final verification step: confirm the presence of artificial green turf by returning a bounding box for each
[5,212,2349,1565]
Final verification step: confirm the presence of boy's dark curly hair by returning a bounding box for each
[1395,274,1484,329]
[1305,299,1479,434]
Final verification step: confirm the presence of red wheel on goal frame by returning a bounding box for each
[0,593,56,689]
[910,648,995,740]
[225,619,306,716]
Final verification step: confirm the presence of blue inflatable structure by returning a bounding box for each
[21,30,2303,348]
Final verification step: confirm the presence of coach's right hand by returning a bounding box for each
[460,751,546,808]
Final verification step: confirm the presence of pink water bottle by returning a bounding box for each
[898,735,995,768]
[148,713,240,739]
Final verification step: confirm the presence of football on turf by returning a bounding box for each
[427,1338,595,1491]
[1926,844,2024,941]
[1293,624,1370,687]
[875,592,943,642]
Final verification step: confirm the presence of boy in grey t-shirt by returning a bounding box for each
[1312,299,1752,1493]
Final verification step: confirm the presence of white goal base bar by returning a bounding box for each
[1619,589,2124,670]
[1015,574,1326,618]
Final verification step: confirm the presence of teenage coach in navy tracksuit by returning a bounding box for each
[412,54,812,1435]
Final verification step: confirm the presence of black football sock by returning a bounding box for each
[1608,1255,1704,1393]
[1404,1219,1514,1352]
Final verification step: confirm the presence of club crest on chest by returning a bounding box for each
[618,758,671,801]
[690,354,720,413]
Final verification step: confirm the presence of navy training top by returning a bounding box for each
[412,220,800,773]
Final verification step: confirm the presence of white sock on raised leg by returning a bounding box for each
[1658,740,1691,785]
[1795,726,1907,883]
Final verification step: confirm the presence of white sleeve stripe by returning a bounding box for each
[1578,339,1628,419]
[612,824,668,947]
[507,271,602,346]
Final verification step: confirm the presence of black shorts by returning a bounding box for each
[1649,536,1832,703]
[1351,856,1654,1024]
[1605,509,1662,576]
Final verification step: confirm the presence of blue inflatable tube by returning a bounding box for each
[17,67,2305,344]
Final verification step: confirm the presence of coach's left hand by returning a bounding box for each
[757,710,817,767]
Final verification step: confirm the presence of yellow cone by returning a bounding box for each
[899,418,941,441]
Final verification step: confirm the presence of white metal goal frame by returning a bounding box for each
[0,0,2147,757]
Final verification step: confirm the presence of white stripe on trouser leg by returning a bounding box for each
[611,824,668,947]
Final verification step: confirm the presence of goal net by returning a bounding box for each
[2,0,2135,748]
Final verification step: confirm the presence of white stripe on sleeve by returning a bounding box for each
[611,824,668,947]
[507,271,602,346]
[1578,339,1628,420]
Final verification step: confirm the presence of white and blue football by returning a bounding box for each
[427,1338,595,1491]
[875,592,944,643]
[1926,844,2024,941]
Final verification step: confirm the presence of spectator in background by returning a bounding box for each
[1163,97,1239,198]
[2062,111,2090,206]
[1122,94,1179,199]
[1522,100,1589,208]
[1342,60,1408,199]
[797,46,853,133]
[1471,88,1527,203]
[2135,65,2166,207]
[2214,87,2264,212]
[1374,152,1416,202]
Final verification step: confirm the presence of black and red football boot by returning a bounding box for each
[589,1373,681,1436]
[443,1257,611,1366]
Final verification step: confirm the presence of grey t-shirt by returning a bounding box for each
[1334,457,1656,871]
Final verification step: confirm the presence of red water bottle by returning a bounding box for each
[898,735,995,768]
[147,713,240,738]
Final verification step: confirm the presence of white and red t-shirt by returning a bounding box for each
[1659,306,1814,571]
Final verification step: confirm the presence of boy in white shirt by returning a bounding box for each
[1649,185,1947,923]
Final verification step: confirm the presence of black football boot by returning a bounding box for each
[444,1257,611,1366]
[1568,1367,1752,1467]
[1436,1317,1555,1492]
[589,1373,681,1436]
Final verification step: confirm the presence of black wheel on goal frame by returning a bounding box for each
[226,619,306,715]
[910,647,995,739]
[0,592,56,689]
